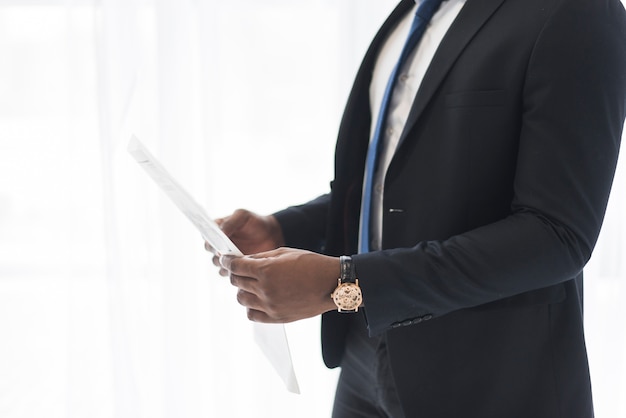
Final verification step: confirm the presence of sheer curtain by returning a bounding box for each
[0,1,624,417]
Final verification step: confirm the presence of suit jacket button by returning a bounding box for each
[391,322,402,329]
[411,317,423,325]
[423,314,433,321]
[401,319,413,327]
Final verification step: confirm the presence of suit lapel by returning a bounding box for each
[397,0,506,150]
[335,0,415,183]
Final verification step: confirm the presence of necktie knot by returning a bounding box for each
[415,0,446,21]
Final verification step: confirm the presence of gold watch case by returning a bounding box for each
[331,278,363,312]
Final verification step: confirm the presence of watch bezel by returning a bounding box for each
[332,280,363,312]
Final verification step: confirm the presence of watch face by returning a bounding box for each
[333,283,362,311]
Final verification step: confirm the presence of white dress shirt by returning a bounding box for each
[359,0,466,252]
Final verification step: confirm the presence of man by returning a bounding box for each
[209,0,626,416]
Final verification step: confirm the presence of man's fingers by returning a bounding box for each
[219,254,236,272]
[220,254,262,278]
[245,308,280,323]
[236,288,262,310]
[237,291,287,323]
[218,209,249,236]
[204,241,216,254]
[205,252,229,276]
[230,273,258,293]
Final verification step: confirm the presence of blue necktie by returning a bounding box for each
[359,0,445,254]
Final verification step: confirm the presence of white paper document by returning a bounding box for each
[128,135,300,393]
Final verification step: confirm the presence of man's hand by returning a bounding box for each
[205,209,285,275]
[220,248,340,323]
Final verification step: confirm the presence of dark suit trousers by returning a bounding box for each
[332,312,405,418]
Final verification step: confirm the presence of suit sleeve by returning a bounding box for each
[353,0,626,336]
[273,193,330,252]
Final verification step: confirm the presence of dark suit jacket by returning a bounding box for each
[275,0,626,416]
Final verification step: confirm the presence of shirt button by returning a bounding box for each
[375,184,383,193]
[387,128,394,136]
[399,74,409,83]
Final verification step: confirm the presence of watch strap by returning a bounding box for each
[339,255,356,284]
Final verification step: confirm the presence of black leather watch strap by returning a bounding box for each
[340,255,356,284]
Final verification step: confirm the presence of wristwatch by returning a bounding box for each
[331,256,363,313]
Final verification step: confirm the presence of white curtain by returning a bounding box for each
[0,1,624,417]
